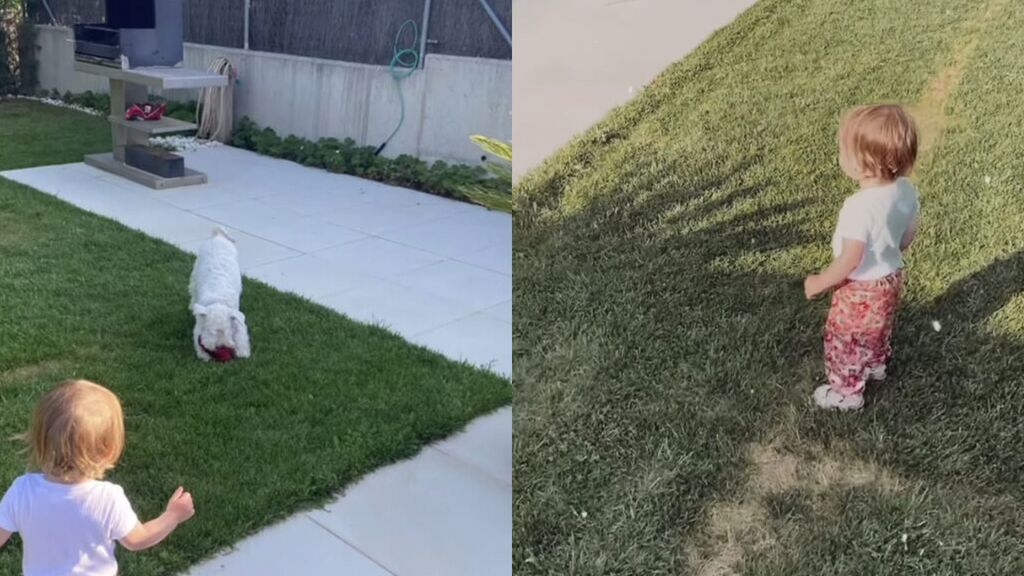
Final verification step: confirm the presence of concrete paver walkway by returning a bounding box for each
[1,146,511,576]
[514,0,758,180]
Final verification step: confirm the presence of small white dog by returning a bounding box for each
[189,227,251,362]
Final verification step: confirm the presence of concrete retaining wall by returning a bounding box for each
[33,25,511,164]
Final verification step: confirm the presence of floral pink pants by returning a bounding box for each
[824,270,903,397]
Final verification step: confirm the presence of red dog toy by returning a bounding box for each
[125,102,167,121]
[198,337,235,363]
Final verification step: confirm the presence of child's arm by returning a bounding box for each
[805,239,865,299]
[119,487,195,552]
[0,527,10,549]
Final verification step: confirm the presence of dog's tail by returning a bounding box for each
[212,226,235,242]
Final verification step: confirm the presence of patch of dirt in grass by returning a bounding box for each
[747,443,801,493]
[810,450,901,493]
[690,500,772,576]
[688,440,903,575]
[0,346,100,387]
[909,0,1008,155]
[0,358,75,386]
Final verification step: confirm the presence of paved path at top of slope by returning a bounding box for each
[513,0,758,180]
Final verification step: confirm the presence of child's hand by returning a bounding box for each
[120,488,195,551]
[804,275,822,299]
[165,486,195,525]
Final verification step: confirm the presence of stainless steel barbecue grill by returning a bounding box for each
[73,0,183,69]
[71,0,228,189]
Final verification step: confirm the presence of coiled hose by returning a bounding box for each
[375,20,421,155]
[196,57,235,143]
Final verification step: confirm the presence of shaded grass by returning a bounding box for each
[0,103,510,573]
[0,99,110,170]
[513,0,1024,574]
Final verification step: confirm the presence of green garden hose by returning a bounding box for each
[375,20,421,156]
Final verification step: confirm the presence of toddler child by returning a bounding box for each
[0,379,195,575]
[804,104,920,410]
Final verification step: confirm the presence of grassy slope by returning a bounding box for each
[0,101,510,574]
[513,0,1024,574]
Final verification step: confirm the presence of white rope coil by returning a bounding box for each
[196,57,235,143]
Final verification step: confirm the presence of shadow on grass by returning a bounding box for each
[515,148,1024,571]
[804,249,1024,488]
[748,250,1024,575]
[513,155,831,570]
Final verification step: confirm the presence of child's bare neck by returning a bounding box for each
[44,473,92,485]
[858,175,895,189]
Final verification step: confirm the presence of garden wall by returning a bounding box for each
[33,25,511,164]
[34,0,512,63]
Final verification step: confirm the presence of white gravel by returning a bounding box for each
[8,94,104,116]
[149,135,222,152]
[6,94,221,153]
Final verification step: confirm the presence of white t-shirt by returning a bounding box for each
[0,474,140,576]
[831,177,920,281]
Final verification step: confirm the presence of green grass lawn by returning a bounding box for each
[513,0,1024,574]
[0,100,510,574]
[0,99,111,169]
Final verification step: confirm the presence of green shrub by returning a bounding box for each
[231,117,509,211]
[62,90,110,114]
[47,91,197,122]
[278,135,312,163]
[251,126,282,156]
[164,99,197,122]
[232,117,259,148]
[25,91,510,210]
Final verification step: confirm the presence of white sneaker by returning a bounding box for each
[813,385,864,411]
[867,365,887,381]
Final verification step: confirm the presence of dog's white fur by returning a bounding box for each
[189,227,251,360]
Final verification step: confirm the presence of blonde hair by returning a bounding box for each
[26,380,125,482]
[838,104,918,180]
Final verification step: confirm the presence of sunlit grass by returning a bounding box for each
[513,0,1024,573]
[0,99,511,574]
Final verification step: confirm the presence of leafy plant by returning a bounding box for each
[231,117,510,212]
[472,135,512,163]
[458,135,512,212]
[44,91,198,124]
[164,99,197,122]
[61,90,109,113]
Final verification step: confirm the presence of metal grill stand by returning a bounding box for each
[74,62,227,189]
[72,0,227,189]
